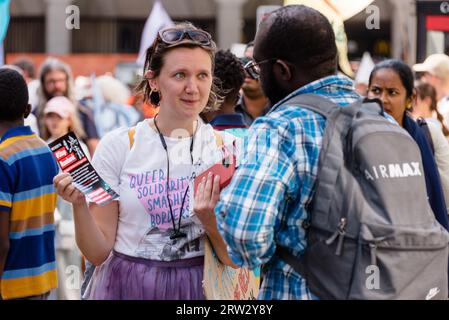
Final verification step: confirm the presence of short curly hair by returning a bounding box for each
[0,68,29,121]
[259,5,337,80]
[214,50,245,100]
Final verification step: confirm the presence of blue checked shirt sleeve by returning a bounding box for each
[215,118,298,269]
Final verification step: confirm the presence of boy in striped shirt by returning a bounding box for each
[0,68,59,299]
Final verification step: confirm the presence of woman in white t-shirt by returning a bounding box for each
[53,22,238,300]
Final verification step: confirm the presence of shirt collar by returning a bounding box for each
[0,126,34,143]
[235,97,271,124]
[269,75,355,113]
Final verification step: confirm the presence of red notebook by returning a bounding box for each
[194,155,236,194]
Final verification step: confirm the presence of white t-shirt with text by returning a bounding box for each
[91,119,236,261]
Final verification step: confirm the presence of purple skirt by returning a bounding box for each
[86,251,205,300]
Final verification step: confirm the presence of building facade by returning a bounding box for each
[4,0,448,65]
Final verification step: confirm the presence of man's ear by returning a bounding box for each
[23,104,31,119]
[273,60,292,81]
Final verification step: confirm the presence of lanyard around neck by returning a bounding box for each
[153,115,198,239]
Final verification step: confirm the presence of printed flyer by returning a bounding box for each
[48,132,118,206]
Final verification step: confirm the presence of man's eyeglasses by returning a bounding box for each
[159,28,212,47]
[243,58,276,80]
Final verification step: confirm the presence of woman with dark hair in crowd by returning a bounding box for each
[368,59,449,230]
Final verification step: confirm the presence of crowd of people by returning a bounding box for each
[1,4,449,300]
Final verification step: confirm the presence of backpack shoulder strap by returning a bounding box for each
[284,93,341,118]
[128,126,136,149]
[286,94,381,120]
[213,130,224,147]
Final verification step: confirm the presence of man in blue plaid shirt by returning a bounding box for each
[215,5,361,299]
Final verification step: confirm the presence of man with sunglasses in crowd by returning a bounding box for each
[236,41,270,127]
[215,5,361,299]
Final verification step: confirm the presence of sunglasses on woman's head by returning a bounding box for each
[158,28,212,46]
